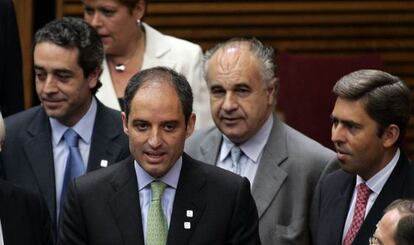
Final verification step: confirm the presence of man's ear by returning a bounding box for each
[382,124,400,148]
[121,112,129,136]
[87,67,101,89]
[267,78,278,106]
[185,113,196,139]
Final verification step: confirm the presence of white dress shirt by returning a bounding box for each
[50,97,97,218]
[342,148,400,241]
[0,220,4,245]
[217,115,273,185]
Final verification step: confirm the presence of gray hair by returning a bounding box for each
[395,215,414,245]
[384,199,414,245]
[203,37,276,87]
[333,69,411,145]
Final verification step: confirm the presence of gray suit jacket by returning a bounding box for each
[185,116,336,245]
[0,100,130,235]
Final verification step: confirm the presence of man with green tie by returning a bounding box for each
[59,66,261,245]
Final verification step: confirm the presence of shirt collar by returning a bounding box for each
[356,148,400,194]
[219,115,273,162]
[50,97,97,146]
[135,156,182,191]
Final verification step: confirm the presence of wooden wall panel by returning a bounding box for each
[57,0,414,156]
[14,0,33,108]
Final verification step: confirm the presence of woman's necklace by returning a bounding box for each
[115,64,126,72]
[111,41,141,73]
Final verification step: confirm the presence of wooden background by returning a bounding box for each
[45,1,414,155]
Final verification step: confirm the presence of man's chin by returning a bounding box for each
[338,161,358,175]
[43,108,63,119]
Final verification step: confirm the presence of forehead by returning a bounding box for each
[129,81,184,120]
[207,44,262,87]
[332,97,371,122]
[377,209,402,237]
[34,42,80,70]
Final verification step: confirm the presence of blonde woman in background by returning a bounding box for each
[82,0,213,129]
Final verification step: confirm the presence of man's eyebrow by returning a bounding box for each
[54,68,73,74]
[33,65,44,70]
[33,65,72,74]
[234,83,251,88]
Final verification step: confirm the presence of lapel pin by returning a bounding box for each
[184,222,191,229]
[100,160,108,167]
[186,210,193,218]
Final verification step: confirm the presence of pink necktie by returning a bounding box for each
[343,183,371,245]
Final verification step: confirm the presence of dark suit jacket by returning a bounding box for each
[317,152,414,245]
[0,179,52,245]
[59,154,261,245]
[0,101,129,232]
[0,0,24,117]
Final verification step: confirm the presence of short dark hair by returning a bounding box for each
[124,66,193,124]
[204,37,276,88]
[333,69,411,145]
[34,17,103,94]
[384,199,414,245]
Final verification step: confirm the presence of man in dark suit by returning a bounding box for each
[317,69,414,245]
[185,37,336,245]
[0,111,52,245]
[0,0,24,116]
[0,17,129,237]
[59,66,260,245]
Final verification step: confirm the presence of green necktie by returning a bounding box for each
[146,181,168,245]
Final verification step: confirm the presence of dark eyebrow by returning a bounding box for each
[210,84,224,90]
[163,120,180,125]
[331,116,362,128]
[54,69,73,74]
[234,83,251,89]
[132,119,148,124]
[33,65,73,75]
[33,65,44,70]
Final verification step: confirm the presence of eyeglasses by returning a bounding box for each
[369,236,382,245]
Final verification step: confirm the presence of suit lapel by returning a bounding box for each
[142,23,176,70]
[251,118,288,218]
[167,154,206,245]
[326,175,355,245]
[199,129,222,165]
[23,108,56,222]
[87,101,124,171]
[108,157,144,245]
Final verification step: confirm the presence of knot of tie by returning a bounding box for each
[151,181,166,202]
[231,146,242,165]
[230,146,243,175]
[357,182,371,200]
[64,128,79,147]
